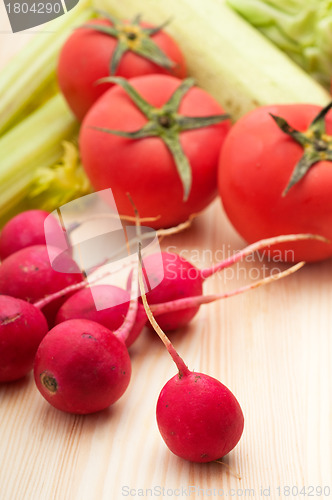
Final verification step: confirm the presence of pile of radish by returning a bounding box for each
[0,206,322,463]
[1,9,331,465]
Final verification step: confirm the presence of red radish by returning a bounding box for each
[130,233,323,331]
[0,245,83,327]
[34,319,131,414]
[0,210,61,261]
[0,296,48,382]
[132,251,203,331]
[157,373,244,463]
[57,13,186,121]
[54,284,147,348]
[137,245,244,462]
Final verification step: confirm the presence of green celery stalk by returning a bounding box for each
[0,1,94,225]
[227,0,332,88]
[0,0,93,135]
[0,93,91,223]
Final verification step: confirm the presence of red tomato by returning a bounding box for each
[57,18,186,121]
[218,104,332,262]
[79,74,231,229]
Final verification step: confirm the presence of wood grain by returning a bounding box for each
[0,14,331,500]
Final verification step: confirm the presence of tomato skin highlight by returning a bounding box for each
[57,19,187,121]
[218,104,332,262]
[79,74,231,229]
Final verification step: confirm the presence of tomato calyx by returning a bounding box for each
[83,11,176,75]
[270,101,332,196]
[92,77,230,201]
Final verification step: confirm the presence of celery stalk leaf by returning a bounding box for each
[227,0,332,88]
[28,141,93,212]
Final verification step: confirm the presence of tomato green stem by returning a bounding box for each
[270,101,332,195]
[84,11,176,75]
[94,9,119,26]
[92,76,230,201]
[163,78,195,111]
[143,18,172,37]
[162,134,192,199]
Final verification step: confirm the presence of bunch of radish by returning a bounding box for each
[0,205,325,463]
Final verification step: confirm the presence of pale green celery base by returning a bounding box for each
[0,93,79,219]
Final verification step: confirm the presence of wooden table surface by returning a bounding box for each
[0,6,331,500]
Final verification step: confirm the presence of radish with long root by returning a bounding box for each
[130,233,327,331]
[137,242,244,463]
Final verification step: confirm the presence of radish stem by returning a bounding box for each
[138,242,190,377]
[114,265,139,344]
[200,233,328,279]
[151,261,305,314]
